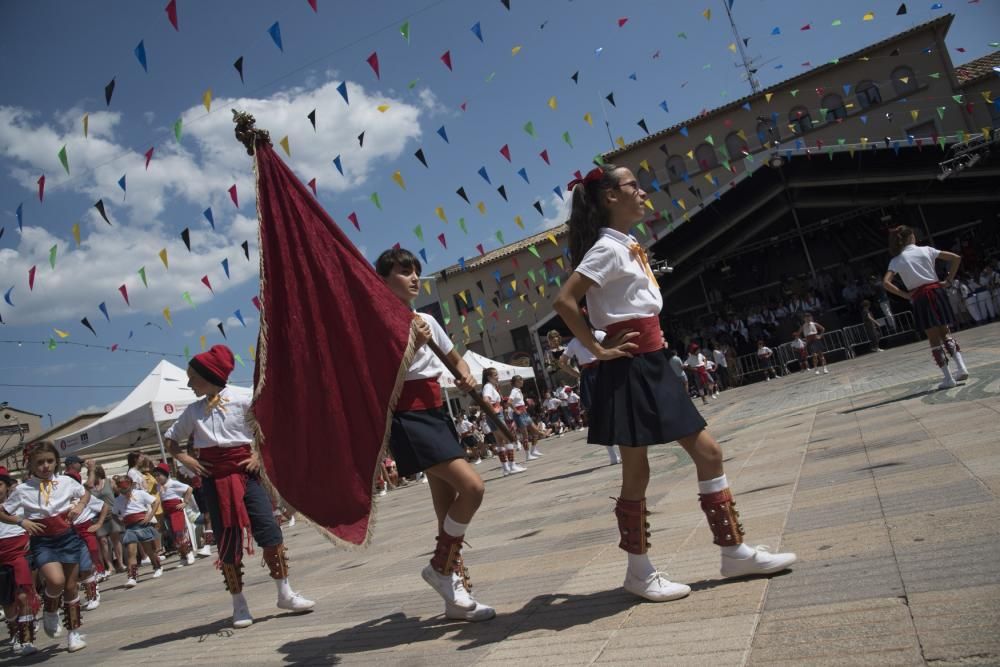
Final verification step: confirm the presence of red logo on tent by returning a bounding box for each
[60,440,67,450]
[164,404,174,414]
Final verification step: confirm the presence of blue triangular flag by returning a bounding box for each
[659,100,669,112]
[128,330,133,339]
[649,178,661,192]
[203,207,215,229]
[118,174,126,198]
[332,155,343,175]
[679,126,689,137]
[234,309,246,327]
[493,270,501,283]
[517,167,529,183]
[771,26,780,35]
[628,72,637,81]
[418,248,428,263]
[553,186,563,200]
[16,203,22,231]
[458,257,466,271]
[842,84,851,95]
[134,40,148,72]
[477,166,491,184]
[267,21,283,52]
[742,102,751,111]
[470,21,483,42]
[437,125,449,143]
[221,258,230,278]
[336,81,349,104]
[98,302,110,321]
[860,115,868,124]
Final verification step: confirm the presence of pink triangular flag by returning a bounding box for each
[617,17,628,27]
[37,175,45,202]
[540,149,550,164]
[348,212,359,230]
[28,266,36,290]
[228,184,239,208]
[308,178,317,195]
[165,0,178,30]
[144,147,154,170]
[499,144,511,162]
[366,52,380,79]
[252,295,262,311]
[307,0,317,11]
[441,50,453,71]
[119,284,130,306]
[201,275,213,293]
[437,233,447,249]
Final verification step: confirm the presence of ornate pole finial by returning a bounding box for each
[232,109,272,156]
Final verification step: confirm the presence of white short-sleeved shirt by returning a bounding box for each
[3,475,87,520]
[112,490,156,519]
[508,387,526,408]
[685,353,706,368]
[801,321,819,336]
[887,244,942,291]
[757,346,773,357]
[575,228,662,328]
[566,391,580,405]
[457,419,473,435]
[158,478,191,502]
[407,312,455,380]
[0,518,26,539]
[791,338,806,350]
[164,385,254,449]
[482,382,502,409]
[478,417,492,434]
[543,398,560,411]
[127,468,147,491]
[712,350,727,367]
[668,356,686,379]
[74,494,108,525]
[563,331,606,366]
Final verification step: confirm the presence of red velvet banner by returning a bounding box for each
[250,140,415,546]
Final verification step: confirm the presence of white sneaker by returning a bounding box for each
[445,600,496,622]
[421,565,476,609]
[125,577,137,588]
[152,567,163,579]
[954,370,969,381]
[232,595,254,628]
[623,571,691,602]
[66,630,87,653]
[531,449,544,457]
[508,463,527,474]
[18,642,37,656]
[823,368,829,374]
[815,370,821,375]
[938,378,957,389]
[765,377,770,382]
[721,545,797,578]
[501,462,510,477]
[42,611,62,638]
[420,474,428,484]
[197,545,212,557]
[287,516,296,527]
[515,443,523,451]
[526,452,540,461]
[185,551,196,565]
[472,458,482,465]
[140,557,151,565]
[277,591,316,612]
[377,488,387,497]
[83,592,100,611]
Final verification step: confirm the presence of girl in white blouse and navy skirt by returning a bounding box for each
[0,442,92,652]
[553,164,796,603]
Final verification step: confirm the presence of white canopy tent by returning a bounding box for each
[57,360,247,461]
[438,350,536,417]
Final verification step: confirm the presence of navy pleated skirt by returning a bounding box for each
[587,350,707,447]
[579,365,599,411]
[389,407,466,477]
[913,284,955,331]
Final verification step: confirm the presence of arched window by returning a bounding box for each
[856,80,882,109]
[821,93,847,122]
[789,106,812,134]
[666,155,687,183]
[636,166,658,192]
[756,118,780,147]
[694,143,719,171]
[724,132,749,173]
[891,66,918,97]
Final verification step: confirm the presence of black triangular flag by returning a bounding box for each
[476,280,484,294]
[241,240,250,260]
[571,71,579,84]
[890,48,900,56]
[358,131,365,147]
[307,109,316,130]
[497,185,507,201]
[217,322,227,339]
[637,118,649,134]
[81,317,97,337]
[533,200,544,216]
[896,3,907,15]
[104,78,116,106]
[414,148,428,167]
[94,199,111,225]
[658,143,669,155]
[605,92,616,107]
[491,297,500,308]
[500,0,510,9]
[743,37,750,47]
[180,227,191,251]
[456,186,470,204]
[234,56,245,83]
[0,227,4,241]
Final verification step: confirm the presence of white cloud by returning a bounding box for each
[0,75,426,326]
[535,191,572,231]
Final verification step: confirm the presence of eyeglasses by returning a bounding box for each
[613,180,640,192]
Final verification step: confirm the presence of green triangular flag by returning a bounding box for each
[562,131,572,147]
[413,225,423,242]
[458,218,468,234]
[721,159,731,171]
[593,154,605,165]
[49,245,57,269]
[407,79,420,89]
[790,89,799,97]
[831,19,842,26]
[400,21,410,43]
[928,72,941,79]
[952,95,963,104]
[58,145,69,175]
[48,338,57,350]
[184,345,190,359]
[528,245,540,259]
[705,134,714,146]
[636,223,647,236]
[523,121,535,137]
[371,192,381,210]
[819,108,828,118]
[173,118,183,142]
[138,266,148,287]
[937,106,946,119]
[837,138,846,145]
[182,291,195,307]
[442,301,450,317]
[495,230,505,244]
[234,353,246,368]
[540,268,548,281]
[527,269,536,283]
[554,276,562,287]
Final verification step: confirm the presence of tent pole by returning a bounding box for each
[444,386,455,419]
[153,421,168,463]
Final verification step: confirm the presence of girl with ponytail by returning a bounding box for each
[884,226,968,388]
[553,164,796,604]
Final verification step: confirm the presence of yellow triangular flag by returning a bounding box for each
[686,150,695,159]
[54,328,70,339]
[72,223,81,247]
[910,110,919,122]
[863,12,874,21]
[899,76,909,84]
[737,129,747,141]
[279,136,291,156]
[200,335,206,351]
[202,89,212,112]
[392,171,406,190]
[548,96,558,110]
[704,173,714,184]
[436,207,448,223]
[644,199,654,210]
[639,159,650,172]
[538,285,546,297]
[765,92,773,103]
[163,307,173,327]
[678,198,687,210]
[583,112,593,126]
[982,127,992,139]
[377,104,390,113]
[510,279,517,292]
[458,291,468,304]
[477,201,486,215]
[555,257,564,270]
[158,248,168,268]
[514,215,524,229]
[703,8,711,20]
[546,233,559,246]
[728,42,736,53]
[981,91,993,103]
[423,281,432,295]
[616,136,625,148]
[249,345,255,360]
[511,45,522,55]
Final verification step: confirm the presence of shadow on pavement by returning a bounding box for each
[528,466,605,484]
[839,388,936,414]
[118,613,286,650]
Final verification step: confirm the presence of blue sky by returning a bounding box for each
[1,0,997,426]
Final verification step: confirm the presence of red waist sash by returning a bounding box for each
[36,513,72,537]
[396,378,443,411]
[606,316,664,355]
[124,512,147,527]
[162,498,184,513]
[0,532,29,561]
[197,445,253,559]
[161,498,187,534]
[911,282,942,301]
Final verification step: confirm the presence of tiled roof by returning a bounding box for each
[955,50,1000,86]
[603,14,954,160]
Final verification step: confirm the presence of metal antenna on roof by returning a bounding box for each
[722,0,761,95]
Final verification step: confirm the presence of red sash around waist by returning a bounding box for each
[124,512,147,527]
[606,316,664,355]
[911,282,942,301]
[197,445,253,559]
[396,378,443,411]
[0,532,29,562]
[36,513,72,537]
[161,499,187,534]
[162,498,184,513]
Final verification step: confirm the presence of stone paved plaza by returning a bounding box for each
[11,323,1000,666]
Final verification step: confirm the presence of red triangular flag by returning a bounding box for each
[307,0,317,11]
[618,17,628,27]
[511,256,520,269]
[228,184,239,208]
[441,50,453,71]
[252,295,261,311]
[28,266,36,290]
[37,175,45,202]
[201,275,213,293]
[476,243,485,255]
[248,138,418,546]
[165,0,178,30]
[308,178,317,196]
[119,284,130,306]
[460,101,467,112]
[144,147,154,170]
[366,51,380,79]
[348,212,359,230]
[111,344,119,352]
[499,144,511,162]
[540,149,550,165]
[438,233,447,248]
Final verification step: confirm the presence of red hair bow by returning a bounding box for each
[567,167,604,191]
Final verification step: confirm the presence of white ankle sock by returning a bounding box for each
[627,553,656,579]
[953,351,968,372]
[697,475,729,495]
[721,543,755,558]
[940,363,954,382]
[443,515,468,538]
[274,579,292,598]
